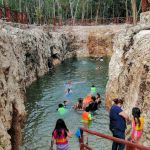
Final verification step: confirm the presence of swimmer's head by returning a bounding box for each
[96,93,100,98]
[91,96,96,101]
[85,107,90,112]
[67,88,71,92]
[64,101,67,105]
[78,98,83,103]
[58,103,64,108]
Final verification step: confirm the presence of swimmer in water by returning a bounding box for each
[96,66,101,70]
[91,85,96,95]
[73,98,85,110]
[57,103,67,115]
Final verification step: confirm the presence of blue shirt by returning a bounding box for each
[109,105,126,132]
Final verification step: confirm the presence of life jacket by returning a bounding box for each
[91,87,96,93]
[53,129,68,144]
[58,107,67,115]
[83,96,92,105]
[81,111,91,123]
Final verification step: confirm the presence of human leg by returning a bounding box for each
[112,129,125,150]
[118,131,125,150]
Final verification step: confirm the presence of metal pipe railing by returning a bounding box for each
[79,127,150,150]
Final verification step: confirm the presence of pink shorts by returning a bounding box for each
[131,130,142,141]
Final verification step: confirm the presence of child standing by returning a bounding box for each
[81,107,92,145]
[81,107,92,129]
[50,119,72,150]
[130,107,144,143]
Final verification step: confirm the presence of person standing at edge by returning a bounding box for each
[109,98,129,150]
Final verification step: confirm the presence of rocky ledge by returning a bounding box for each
[106,12,150,146]
[0,22,125,150]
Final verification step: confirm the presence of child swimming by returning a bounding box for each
[65,88,73,100]
[57,104,67,115]
[73,98,85,110]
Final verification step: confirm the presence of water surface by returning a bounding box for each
[22,57,112,150]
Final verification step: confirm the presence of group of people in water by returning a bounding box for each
[50,83,144,150]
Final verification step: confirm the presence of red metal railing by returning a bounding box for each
[0,7,2,19]
[79,127,150,150]
[142,0,150,12]
[0,6,28,24]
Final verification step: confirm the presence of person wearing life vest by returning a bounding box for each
[81,107,92,128]
[50,119,72,150]
[83,94,92,106]
[57,104,67,115]
[91,85,96,95]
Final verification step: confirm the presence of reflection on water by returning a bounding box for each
[22,57,112,150]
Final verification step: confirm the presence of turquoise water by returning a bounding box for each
[22,57,112,150]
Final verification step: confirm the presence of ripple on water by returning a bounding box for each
[22,57,111,150]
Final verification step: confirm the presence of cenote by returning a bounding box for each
[22,57,112,150]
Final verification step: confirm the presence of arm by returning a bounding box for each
[88,113,92,121]
[50,136,54,150]
[119,111,129,121]
[67,129,72,138]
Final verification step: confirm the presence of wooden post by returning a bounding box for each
[131,0,137,25]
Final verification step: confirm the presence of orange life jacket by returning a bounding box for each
[83,96,92,105]
[82,111,89,122]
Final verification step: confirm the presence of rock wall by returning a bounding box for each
[0,23,80,150]
[106,16,150,146]
[0,21,125,150]
[61,25,126,57]
[140,11,150,25]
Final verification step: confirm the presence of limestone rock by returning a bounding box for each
[0,21,127,150]
[106,24,150,146]
[140,11,150,25]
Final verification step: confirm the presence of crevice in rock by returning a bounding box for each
[48,58,53,69]
[51,53,60,59]
[7,103,22,150]
[3,67,10,82]
[123,32,135,56]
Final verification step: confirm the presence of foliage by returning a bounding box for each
[0,0,142,23]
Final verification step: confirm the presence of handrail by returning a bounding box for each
[79,127,150,150]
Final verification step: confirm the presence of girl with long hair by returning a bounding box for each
[131,107,144,143]
[50,119,72,150]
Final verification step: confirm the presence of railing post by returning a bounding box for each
[53,17,56,31]
[0,7,2,19]
[79,129,84,150]
[5,7,11,22]
[142,0,148,12]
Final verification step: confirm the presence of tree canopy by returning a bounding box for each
[0,0,142,24]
